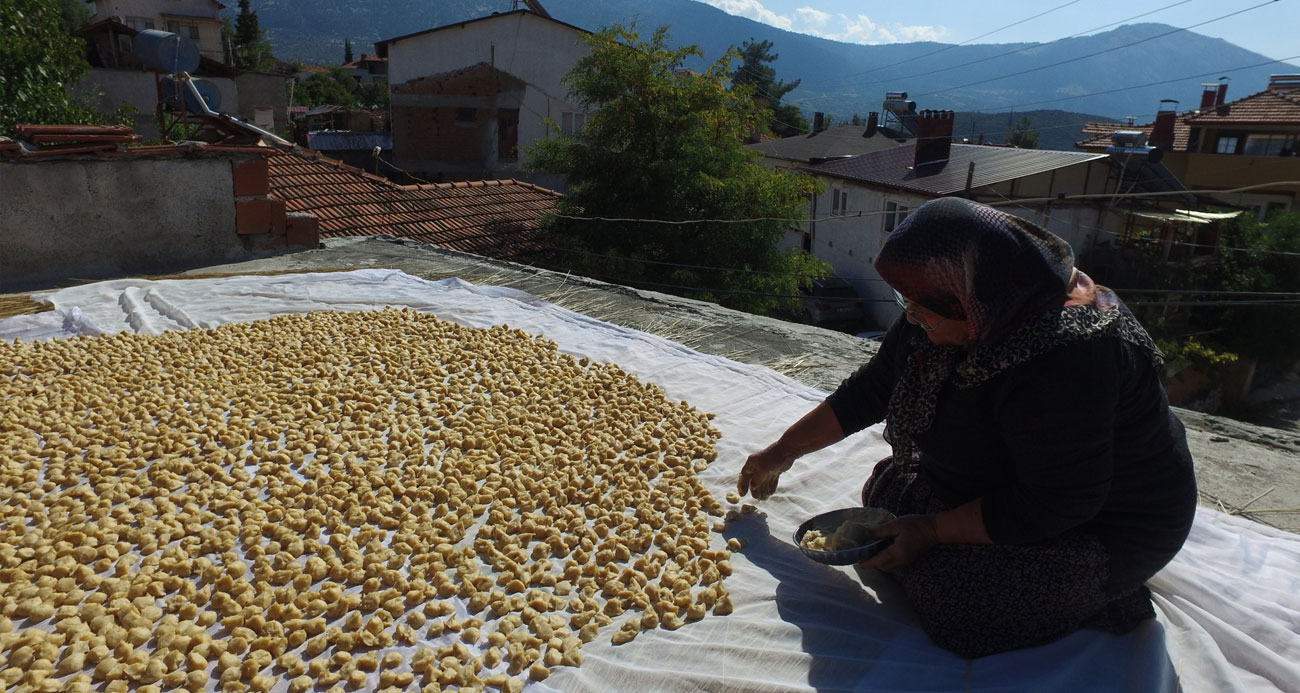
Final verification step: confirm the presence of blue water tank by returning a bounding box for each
[161,76,222,113]
[134,30,200,73]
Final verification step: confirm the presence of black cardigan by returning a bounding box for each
[827,316,1198,592]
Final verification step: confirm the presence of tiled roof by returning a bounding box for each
[376,9,589,55]
[263,146,561,260]
[805,143,1106,196]
[1075,118,1192,151]
[1077,90,1300,150]
[746,125,910,163]
[1184,89,1300,125]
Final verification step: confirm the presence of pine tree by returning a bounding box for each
[344,39,354,64]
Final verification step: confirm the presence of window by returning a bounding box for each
[831,189,847,215]
[883,201,910,234]
[455,108,476,124]
[126,16,155,31]
[167,21,201,40]
[1243,133,1297,157]
[561,111,586,134]
[1215,136,1239,154]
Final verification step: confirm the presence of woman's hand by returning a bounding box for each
[737,442,796,500]
[857,514,940,572]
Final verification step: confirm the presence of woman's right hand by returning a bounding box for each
[737,442,797,501]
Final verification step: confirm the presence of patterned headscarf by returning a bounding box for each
[872,198,1162,469]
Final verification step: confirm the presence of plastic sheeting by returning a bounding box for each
[7,269,1299,692]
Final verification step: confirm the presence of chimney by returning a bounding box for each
[913,109,954,168]
[1200,82,1229,109]
[813,112,825,133]
[863,112,878,137]
[1148,100,1178,151]
[1268,74,1300,92]
[1200,84,1218,110]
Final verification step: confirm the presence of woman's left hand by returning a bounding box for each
[857,514,941,573]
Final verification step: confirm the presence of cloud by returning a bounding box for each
[702,1,947,45]
[701,0,793,31]
[794,7,830,28]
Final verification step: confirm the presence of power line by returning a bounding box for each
[959,53,1300,113]
[914,0,1282,98]
[845,0,1198,92]
[795,0,1088,89]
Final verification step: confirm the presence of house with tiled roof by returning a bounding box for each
[341,54,388,85]
[263,145,561,261]
[1078,76,1300,219]
[796,110,1187,328]
[375,9,591,189]
[86,0,225,62]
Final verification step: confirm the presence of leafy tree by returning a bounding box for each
[850,113,863,126]
[355,79,389,111]
[1203,211,1300,363]
[0,0,132,136]
[55,0,91,32]
[294,68,358,108]
[344,39,354,64]
[1006,116,1040,148]
[731,38,808,138]
[230,0,275,71]
[527,25,828,314]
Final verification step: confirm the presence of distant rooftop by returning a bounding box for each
[805,143,1106,197]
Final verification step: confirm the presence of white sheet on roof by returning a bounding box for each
[7,269,1299,693]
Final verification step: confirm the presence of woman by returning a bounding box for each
[739,198,1197,658]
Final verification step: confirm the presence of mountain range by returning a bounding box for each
[248,0,1297,122]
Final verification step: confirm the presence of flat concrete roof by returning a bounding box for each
[176,236,1300,534]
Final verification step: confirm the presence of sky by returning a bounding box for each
[698,0,1298,62]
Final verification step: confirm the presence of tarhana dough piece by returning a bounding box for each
[826,520,874,551]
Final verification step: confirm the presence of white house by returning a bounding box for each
[86,0,225,62]
[798,111,1153,329]
[375,9,591,188]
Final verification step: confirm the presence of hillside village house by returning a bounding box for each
[85,0,225,62]
[747,101,915,254]
[1077,75,1300,219]
[342,54,388,85]
[795,110,1186,328]
[375,10,591,188]
[73,1,289,139]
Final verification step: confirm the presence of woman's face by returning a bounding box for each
[903,301,971,346]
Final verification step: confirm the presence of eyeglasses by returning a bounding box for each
[894,290,938,333]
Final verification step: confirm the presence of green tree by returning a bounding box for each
[1007,116,1040,148]
[344,39,354,64]
[355,79,389,111]
[0,0,132,136]
[850,113,863,126]
[527,25,828,314]
[1205,211,1300,363]
[294,68,358,108]
[55,0,91,32]
[230,0,274,71]
[731,38,808,138]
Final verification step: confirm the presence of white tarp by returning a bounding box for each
[5,269,1298,692]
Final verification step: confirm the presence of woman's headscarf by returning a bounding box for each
[875,197,1077,344]
[871,198,1161,469]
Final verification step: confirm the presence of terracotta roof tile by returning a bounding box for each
[1075,119,1191,151]
[262,146,560,260]
[1184,89,1300,125]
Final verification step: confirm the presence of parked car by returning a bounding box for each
[800,276,866,326]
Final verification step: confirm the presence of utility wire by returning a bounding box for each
[914,0,1282,98]
[794,0,1087,89]
[844,0,1198,91]
[962,53,1300,113]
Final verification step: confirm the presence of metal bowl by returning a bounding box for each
[794,506,896,566]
